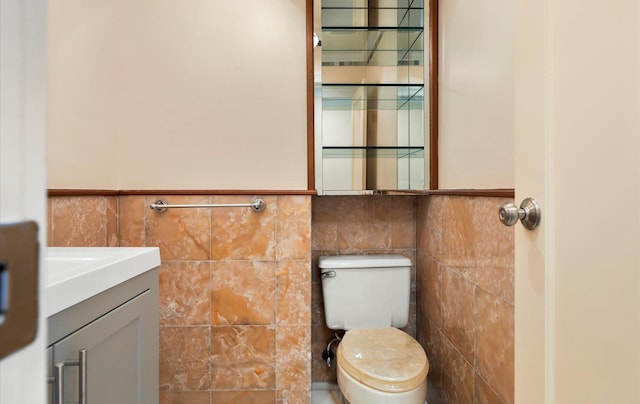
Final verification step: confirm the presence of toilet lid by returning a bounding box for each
[337,327,429,393]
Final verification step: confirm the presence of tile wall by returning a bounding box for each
[311,195,417,383]
[48,195,119,247]
[48,195,312,404]
[49,193,516,404]
[416,196,515,404]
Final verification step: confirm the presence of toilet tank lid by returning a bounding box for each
[318,255,411,270]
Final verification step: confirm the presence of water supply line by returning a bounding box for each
[322,330,344,368]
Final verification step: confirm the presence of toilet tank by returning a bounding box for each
[319,255,412,330]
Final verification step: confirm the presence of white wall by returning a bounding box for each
[48,0,308,190]
[438,0,515,189]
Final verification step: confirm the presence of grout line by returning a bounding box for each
[143,195,148,247]
[473,281,478,370]
[116,196,120,247]
[208,195,212,261]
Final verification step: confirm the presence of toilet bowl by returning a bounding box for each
[338,364,427,404]
[336,328,428,404]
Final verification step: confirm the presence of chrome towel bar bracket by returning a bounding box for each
[150,197,266,213]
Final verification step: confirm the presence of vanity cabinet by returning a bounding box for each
[47,269,158,404]
[316,0,428,194]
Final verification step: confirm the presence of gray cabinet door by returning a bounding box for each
[52,291,158,404]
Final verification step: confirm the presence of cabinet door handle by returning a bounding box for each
[78,348,87,404]
[54,362,64,404]
[53,348,88,404]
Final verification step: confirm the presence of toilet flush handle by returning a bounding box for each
[321,271,336,280]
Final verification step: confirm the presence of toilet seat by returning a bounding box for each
[337,327,429,393]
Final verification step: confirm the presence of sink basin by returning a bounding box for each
[45,247,160,317]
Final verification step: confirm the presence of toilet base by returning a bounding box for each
[337,361,427,404]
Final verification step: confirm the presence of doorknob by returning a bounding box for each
[499,198,541,230]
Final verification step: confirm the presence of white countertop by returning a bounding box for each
[44,247,161,318]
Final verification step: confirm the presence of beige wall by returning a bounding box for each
[48,0,308,190]
[48,0,119,189]
[438,0,515,189]
[48,0,515,192]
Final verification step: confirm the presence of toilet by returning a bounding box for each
[319,255,429,404]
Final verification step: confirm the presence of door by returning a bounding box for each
[52,291,157,404]
[514,0,640,403]
[0,0,47,402]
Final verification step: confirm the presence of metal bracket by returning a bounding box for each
[0,221,39,360]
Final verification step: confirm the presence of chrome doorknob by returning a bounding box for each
[498,197,541,230]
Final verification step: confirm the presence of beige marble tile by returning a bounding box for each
[210,391,276,403]
[211,195,277,260]
[476,265,515,305]
[473,198,515,304]
[211,326,276,391]
[402,300,417,338]
[420,195,445,258]
[50,196,110,246]
[211,261,276,326]
[46,198,53,246]
[441,336,474,404]
[418,254,442,327]
[440,196,476,267]
[118,196,146,247]
[160,391,210,404]
[474,198,515,269]
[421,318,443,395]
[476,287,514,404]
[276,389,311,404]
[473,198,515,267]
[416,251,428,327]
[397,249,417,338]
[441,267,475,363]
[276,326,311,391]
[427,383,445,404]
[106,196,118,246]
[310,252,334,383]
[416,196,428,251]
[159,326,210,391]
[276,261,311,326]
[311,324,337,383]
[404,250,417,324]
[476,374,506,404]
[403,249,418,335]
[387,196,416,249]
[311,281,325,327]
[159,261,210,326]
[336,196,392,250]
[311,196,338,250]
[146,195,211,260]
[276,195,311,260]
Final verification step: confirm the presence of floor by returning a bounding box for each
[311,381,443,404]
[310,382,342,404]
